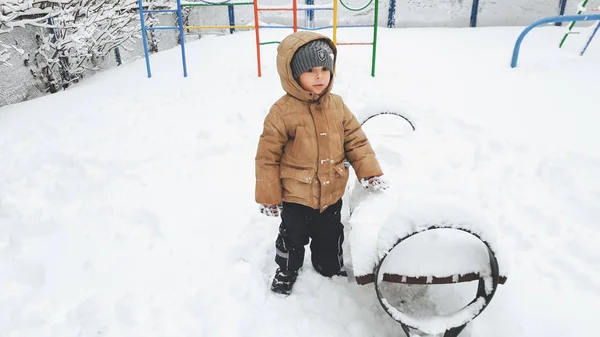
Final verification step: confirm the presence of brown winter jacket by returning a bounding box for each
[254,31,383,212]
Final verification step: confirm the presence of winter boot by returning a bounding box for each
[270,268,298,295]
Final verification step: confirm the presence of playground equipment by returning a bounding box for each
[346,112,508,337]
[137,0,380,78]
[559,0,600,47]
[137,0,188,77]
[511,13,600,68]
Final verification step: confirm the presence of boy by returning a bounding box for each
[255,31,388,295]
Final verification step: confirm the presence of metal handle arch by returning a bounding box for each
[339,0,373,11]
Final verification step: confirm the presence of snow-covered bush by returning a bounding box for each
[1,0,171,91]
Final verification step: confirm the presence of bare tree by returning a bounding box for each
[1,0,173,90]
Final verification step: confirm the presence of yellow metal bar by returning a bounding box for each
[333,0,338,45]
[185,25,255,30]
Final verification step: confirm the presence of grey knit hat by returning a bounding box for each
[290,39,334,79]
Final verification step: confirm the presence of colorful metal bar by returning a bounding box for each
[556,0,568,26]
[145,26,181,30]
[339,0,373,11]
[258,7,297,11]
[185,25,255,29]
[559,0,589,47]
[333,0,338,44]
[228,5,235,33]
[181,2,253,6]
[253,0,262,77]
[306,0,314,28]
[293,0,298,31]
[337,42,373,45]
[176,0,188,77]
[137,0,152,78]
[580,20,600,55]
[387,0,396,27]
[372,0,378,76]
[145,9,178,13]
[470,0,479,27]
[512,14,600,67]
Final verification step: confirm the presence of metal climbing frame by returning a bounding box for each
[511,14,600,68]
[138,0,379,78]
[333,0,379,76]
[252,0,298,77]
[253,0,380,77]
[137,0,188,78]
[182,1,256,34]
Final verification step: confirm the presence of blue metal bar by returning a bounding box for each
[470,0,479,27]
[194,0,232,4]
[511,14,600,68]
[580,21,600,55]
[556,0,568,26]
[137,0,152,78]
[176,0,188,77]
[146,26,181,30]
[387,0,396,28]
[259,7,331,11]
[143,9,178,13]
[306,0,314,28]
[338,24,374,27]
[115,47,122,66]
[297,7,333,11]
[228,5,235,34]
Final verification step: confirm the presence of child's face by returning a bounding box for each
[298,66,331,95]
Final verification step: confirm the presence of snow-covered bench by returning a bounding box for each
[348,188,509,337]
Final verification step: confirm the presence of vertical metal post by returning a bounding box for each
[560,0,589,47]
[580,20,600,55]
[387,0,396,28]
[137,0,152,78]
[556,0,568,26]
[371,0,379,77]
[228,5,235,34]
[333,0,338,45]
[115,47,122,66]
[293,0,298,32]
[253,0,262,77]
[306,0,314,28]
[470,0,480,27]
[176,0,188,77]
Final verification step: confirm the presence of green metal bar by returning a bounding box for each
[260,41,281,45]
[559,0,589,48]
[371,0,379,77]
[181,2,253,7]
[339,0,373,12]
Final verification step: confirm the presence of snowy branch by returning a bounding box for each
[2,0,175,89]
[0,38,23,67]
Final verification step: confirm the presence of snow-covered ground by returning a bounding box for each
[1,25,599,337]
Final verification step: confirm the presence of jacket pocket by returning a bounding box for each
[280,166,316,204]
[331,161,349,202]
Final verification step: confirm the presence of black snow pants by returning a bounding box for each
[275,199,344,277]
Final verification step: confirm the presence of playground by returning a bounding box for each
[0,1,599,337]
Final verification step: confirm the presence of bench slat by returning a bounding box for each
[356,273,507,286]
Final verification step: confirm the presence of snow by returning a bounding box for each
[348,188,508,283]
[381,296,486,336]
[1,25,600,337]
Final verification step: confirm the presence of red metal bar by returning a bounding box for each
[253,0,262,77]
[293,0,298,32]
[258,7,296,11]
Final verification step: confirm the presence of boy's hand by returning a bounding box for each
[259,203,283,217]
[360,176,389,191]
